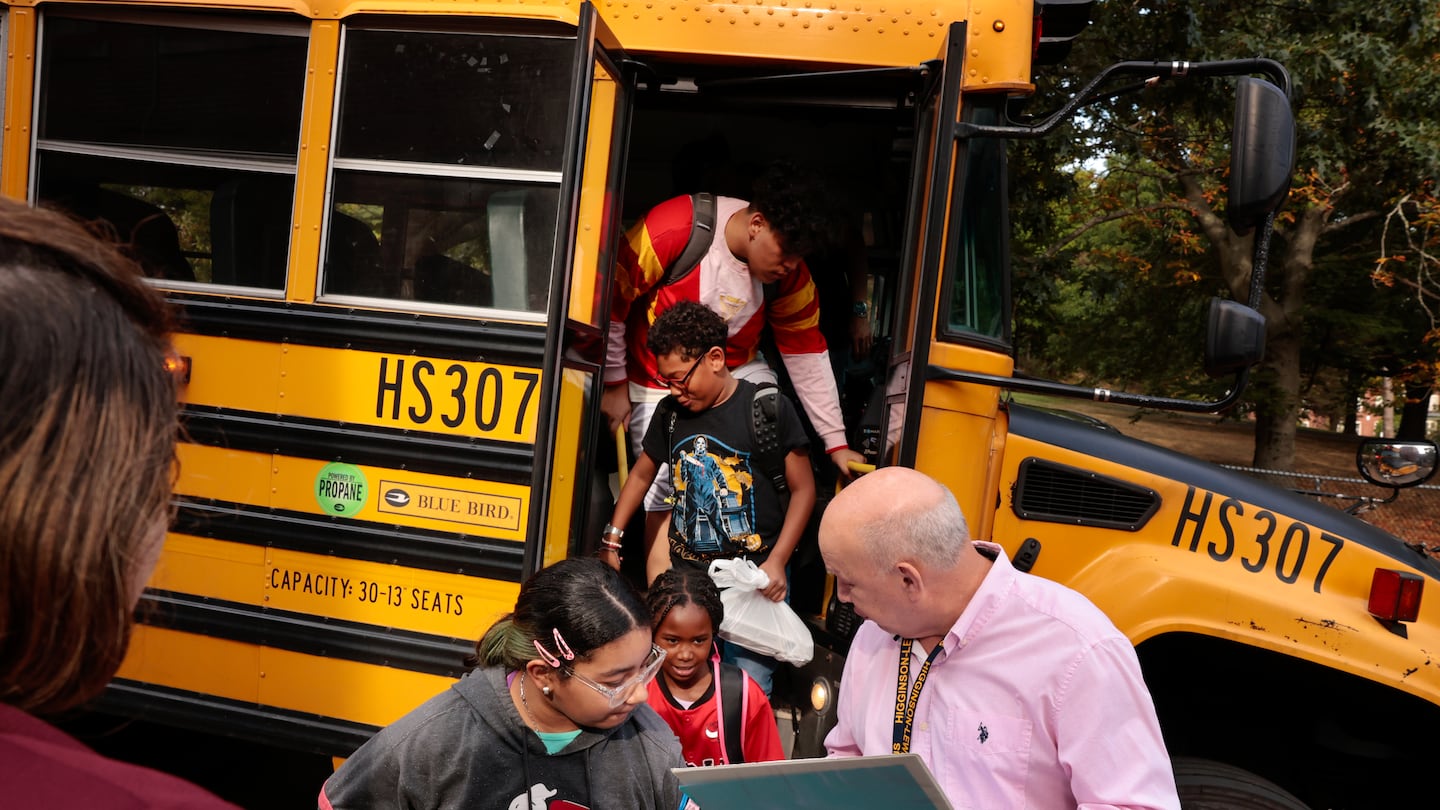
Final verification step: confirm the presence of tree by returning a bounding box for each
[1013,0,1440,467]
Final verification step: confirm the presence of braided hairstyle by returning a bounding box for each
[646,567,724,635]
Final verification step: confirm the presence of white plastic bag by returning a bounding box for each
[707,558,814,665]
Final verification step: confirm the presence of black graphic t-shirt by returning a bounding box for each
[641,380,808,566]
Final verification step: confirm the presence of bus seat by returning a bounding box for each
[93,188,195,283]
[211,178,291,289]
[414,252,493,308]
[324,212,389,298]
[486,189,542,311]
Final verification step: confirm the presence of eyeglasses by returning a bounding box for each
[652,352,709,391]
[563,644,667,709]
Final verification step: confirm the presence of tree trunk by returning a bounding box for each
[1251,329,1302,469]
[1398,382,1433,440]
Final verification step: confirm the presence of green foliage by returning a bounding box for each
[1011,0,1440,451]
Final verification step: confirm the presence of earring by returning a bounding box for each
[542,686,552,696]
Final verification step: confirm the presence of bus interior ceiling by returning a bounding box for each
[614,65,923,613]
[620,61,919,238]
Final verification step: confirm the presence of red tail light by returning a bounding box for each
[1368,568,1423,623]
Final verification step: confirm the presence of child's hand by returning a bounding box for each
[598,546,622,571]
[758,558,788,602]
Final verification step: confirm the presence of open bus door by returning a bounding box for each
[789,18,1030,755]
[24,1,635,759]
[887,18,1025,541]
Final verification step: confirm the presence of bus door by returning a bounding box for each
[26,1,633,756]
[887,17,1029,542]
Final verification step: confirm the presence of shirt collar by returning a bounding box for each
[898,541,1015,663]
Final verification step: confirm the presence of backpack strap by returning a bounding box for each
[659,192,717,288]
[750,382,789,495]
[718,661,747,765]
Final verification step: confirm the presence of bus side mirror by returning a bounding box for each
[1357,439,1439,488]
[1203,297,1266,377]
[1228,77,1295,234]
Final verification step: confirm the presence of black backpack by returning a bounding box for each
[717,660,747,764]
[659,192,717,287]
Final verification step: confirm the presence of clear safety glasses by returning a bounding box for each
[563,644,667,709]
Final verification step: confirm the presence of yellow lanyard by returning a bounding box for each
[891,637,945,753]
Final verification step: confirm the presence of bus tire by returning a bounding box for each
[1172,757,1310,810]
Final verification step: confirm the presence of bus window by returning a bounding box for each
[322,26,572,315]
[33,11,307,291]
[940,102,1009,343]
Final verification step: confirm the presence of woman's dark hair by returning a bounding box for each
[645,567,724,635]
[0,196,178,715]
[748,159,828,258]
[470,558,651,672]
[647,300,727,361]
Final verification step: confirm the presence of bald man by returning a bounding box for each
[819,467,1179,810]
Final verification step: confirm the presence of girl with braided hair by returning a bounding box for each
[645,567,784,766]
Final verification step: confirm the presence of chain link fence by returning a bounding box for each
[1220,465,1440,554]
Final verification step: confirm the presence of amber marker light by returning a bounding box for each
[1368,568,1423,623]
[164,354,192,384]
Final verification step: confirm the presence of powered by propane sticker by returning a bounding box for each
[315,462,368,516]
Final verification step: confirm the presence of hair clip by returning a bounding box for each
[533,639,563,668]
[552,628,576,661]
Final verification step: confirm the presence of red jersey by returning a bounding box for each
[646,662,785,767]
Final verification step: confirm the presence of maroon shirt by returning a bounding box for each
[0,702,240,810]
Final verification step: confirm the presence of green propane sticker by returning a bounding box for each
[315,462,368,516]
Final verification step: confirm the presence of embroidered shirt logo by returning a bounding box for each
[977,723,989,744]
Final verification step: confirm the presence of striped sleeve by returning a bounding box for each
[766,261,847,451]
[766,261,827,354]
[611,195,697,325]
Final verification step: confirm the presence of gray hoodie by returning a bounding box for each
[320,666,684,810]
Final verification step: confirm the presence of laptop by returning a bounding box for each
[672,753,954,810]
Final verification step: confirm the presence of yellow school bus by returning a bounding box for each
[1,0,1436,805]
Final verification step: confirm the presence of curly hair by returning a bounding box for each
[748,159,829,258]
[646,299,727,361]
[646,567,724,635]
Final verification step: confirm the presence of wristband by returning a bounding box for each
[602,523,624,539]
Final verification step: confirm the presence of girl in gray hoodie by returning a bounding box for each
[320,559,686,810]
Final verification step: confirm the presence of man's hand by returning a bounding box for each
[829,447,867,481]
[758,558,789,602]
[600,383,633,433]
[850,313,873,356]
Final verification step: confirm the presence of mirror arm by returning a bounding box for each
[927,365,1250,414]
[955,58,1292,140]
[1247,210,1276,309]
[1343,487,1400,515]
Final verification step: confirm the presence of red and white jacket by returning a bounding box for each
[606,194,847,452]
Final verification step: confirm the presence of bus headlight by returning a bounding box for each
[810,677,833,715]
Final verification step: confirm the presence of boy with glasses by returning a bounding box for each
[602,162,865,562]
[603,302,816,694]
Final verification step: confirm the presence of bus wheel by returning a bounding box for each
[1173,757,1310,810]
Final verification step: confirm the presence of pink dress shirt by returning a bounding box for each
[825,542,1179,810]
